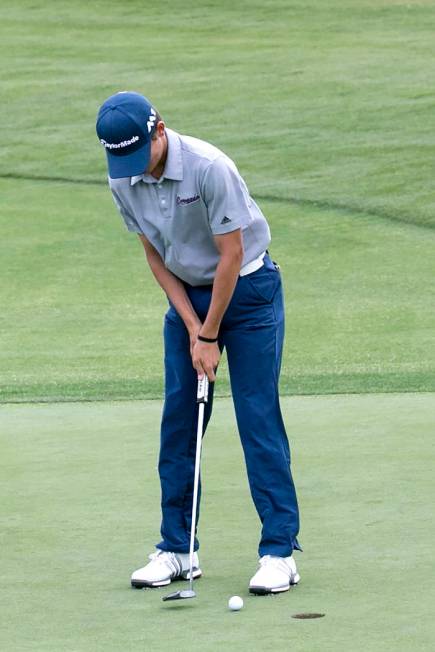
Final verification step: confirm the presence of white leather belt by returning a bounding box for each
[239,252,266,277]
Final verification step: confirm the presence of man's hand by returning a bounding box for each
[189,229,242,382]
[192,340,220,382]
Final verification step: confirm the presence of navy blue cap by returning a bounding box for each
[96,92,158,179]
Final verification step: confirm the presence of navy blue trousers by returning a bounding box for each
[156,255,301,558]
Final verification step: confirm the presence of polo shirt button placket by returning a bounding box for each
[156,183,166,216]
[158,185,170,217]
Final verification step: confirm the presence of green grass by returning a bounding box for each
[1,3,434,649]
[1,394,434,651]
[1,178,434,401]
[1,0,435,401]
[2,0,435,227]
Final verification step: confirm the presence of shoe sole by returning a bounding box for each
[131,569,202,589]
[249,575,300,596]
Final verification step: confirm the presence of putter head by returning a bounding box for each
[162,589,196,602]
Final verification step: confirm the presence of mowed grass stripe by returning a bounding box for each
[1,173,435,233]
[1,1,435,230]
[2,0,435,402]
[1,179,434,403]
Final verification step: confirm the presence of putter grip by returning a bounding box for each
[197,376,209,403]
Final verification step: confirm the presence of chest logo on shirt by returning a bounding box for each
[176,194,200,206]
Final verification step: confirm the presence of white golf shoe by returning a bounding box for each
[249,555,300,595]
[131,550,202,588]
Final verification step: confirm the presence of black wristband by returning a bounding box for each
[197,334,218,343]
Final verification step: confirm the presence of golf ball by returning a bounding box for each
[228,595,244,611]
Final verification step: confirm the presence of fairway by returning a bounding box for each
[2,181,435,402]
[1,0,435,402]
[1,394,434,651]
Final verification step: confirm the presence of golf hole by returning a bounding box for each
[292,613,325,619]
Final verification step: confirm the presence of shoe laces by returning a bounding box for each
[148,550,181,575]
[259,555,290,573]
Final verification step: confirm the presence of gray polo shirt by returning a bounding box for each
[109,128,271,286]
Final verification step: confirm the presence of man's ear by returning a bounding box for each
[156,121,165,137]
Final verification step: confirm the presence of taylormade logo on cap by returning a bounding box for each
[147,108,157,133]
[99,107,156,150]
[100,135,140,150]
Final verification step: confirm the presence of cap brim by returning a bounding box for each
[105,139,152,179]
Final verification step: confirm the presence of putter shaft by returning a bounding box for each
[163,377,209,602]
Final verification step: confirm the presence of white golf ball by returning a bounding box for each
[228,595,244,611]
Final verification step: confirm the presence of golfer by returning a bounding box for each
[96,91,301,594]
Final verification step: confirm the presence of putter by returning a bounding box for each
[162,375,209,602]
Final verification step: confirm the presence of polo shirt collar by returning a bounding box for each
[130,128,183,186]
[163,129,184,181]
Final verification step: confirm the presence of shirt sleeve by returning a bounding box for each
[110,189,142,234]
[201,156,252,235]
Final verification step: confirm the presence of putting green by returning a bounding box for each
[1,393,434,651]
